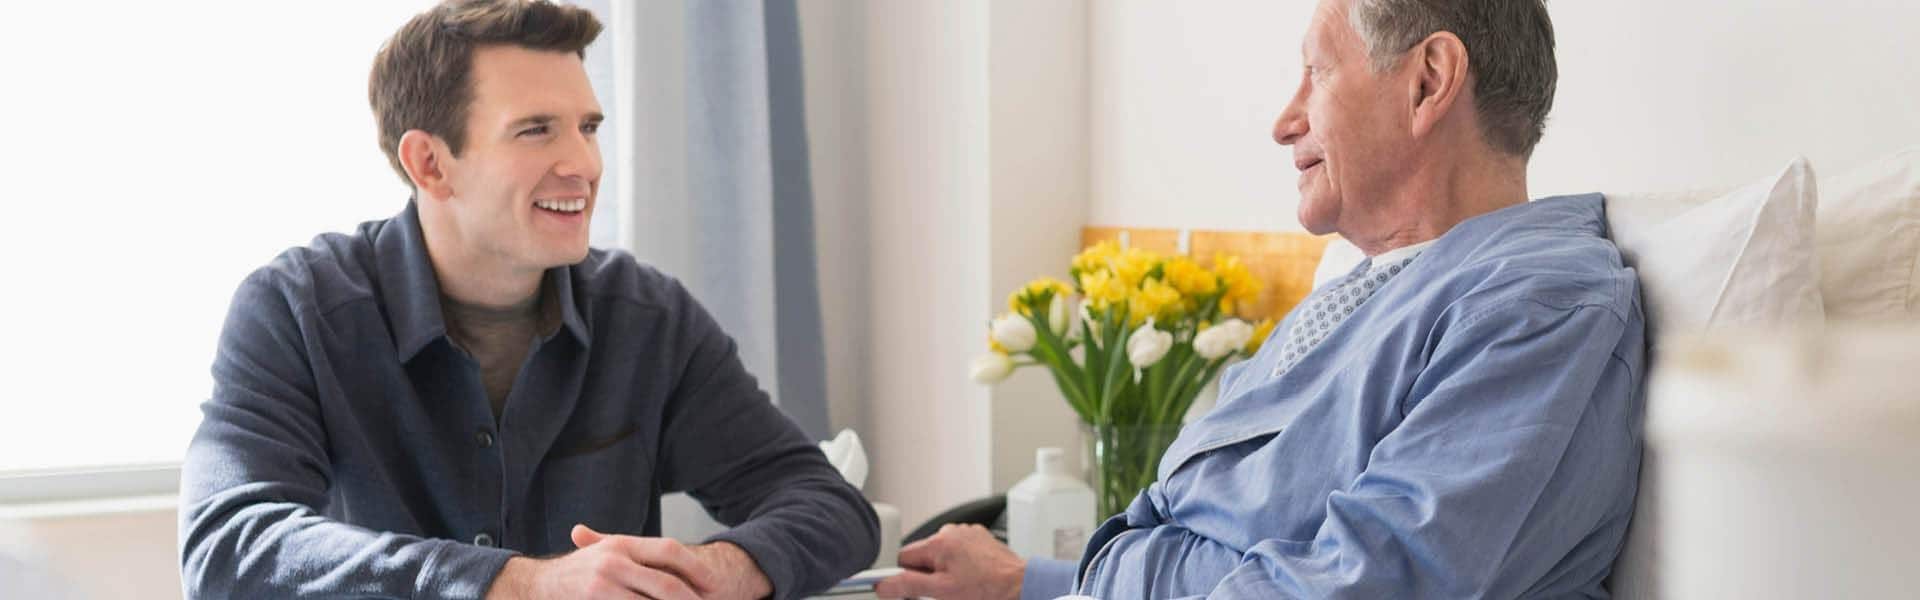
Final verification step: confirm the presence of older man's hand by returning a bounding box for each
[874,524,1025,600]
[485,524,771,600]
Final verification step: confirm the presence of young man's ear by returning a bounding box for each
[1406,31,1470,140]
[397,130,455,200]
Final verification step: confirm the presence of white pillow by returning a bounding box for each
[1602,157,1826,600]
[1311,237,1366,289]
[1312,157,1829,335]
[1817,147,1920,319]
[1603,157,1826,338]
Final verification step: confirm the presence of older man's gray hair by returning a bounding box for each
[1350,0,1557,158]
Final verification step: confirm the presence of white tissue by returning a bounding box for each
[818,429,869,491]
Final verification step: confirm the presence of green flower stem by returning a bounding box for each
[1007,272,1260,519]
[1155,351,1207,424]
[1097,306,1133,424]
[1146,346,1175,420]
[1088,423,1183,518]
[1081,325,1106,420]
[1165,357,1231,426]
[1167,355,1213,416]
[1022,312,1094,421]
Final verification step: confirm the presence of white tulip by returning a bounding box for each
[1048,294,1072,337]
[1193,319,1256,360]
[990,314,1037,353]
[1126,320,1174,368]
[969,353,1015,384]
[1080,301,1102,340]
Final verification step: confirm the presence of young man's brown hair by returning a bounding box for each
[368,0,603,186]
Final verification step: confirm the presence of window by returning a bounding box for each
[0,1,619,475]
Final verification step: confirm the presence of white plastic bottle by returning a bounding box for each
[1006,447,1096,562]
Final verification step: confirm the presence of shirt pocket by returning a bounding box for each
[549,422,642,460]
[535,422,657,550]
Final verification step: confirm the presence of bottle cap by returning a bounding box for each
[1036,447,1067,476]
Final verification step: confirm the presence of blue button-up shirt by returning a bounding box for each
[179,202,878,599]
[1025,194,1646,598]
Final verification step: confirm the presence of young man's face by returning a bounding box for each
[438,44,603,272]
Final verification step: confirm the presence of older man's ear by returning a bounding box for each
[1407,31,1472,141]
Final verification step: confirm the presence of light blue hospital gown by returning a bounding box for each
[1023,194,1647,599]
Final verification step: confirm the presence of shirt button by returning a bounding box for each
[476,431,495,449]
[473,532,496,547]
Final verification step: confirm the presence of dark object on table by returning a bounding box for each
[902,494,1007,546]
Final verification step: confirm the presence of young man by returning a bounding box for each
[178,2,877,599]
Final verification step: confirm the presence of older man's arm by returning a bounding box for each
[1198,299,1643,599]
[1022,558,1078,599]
[653,278,881,600]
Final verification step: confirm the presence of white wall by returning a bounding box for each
[798,0,873,441]
[1089,2,1302,233]
[799,0,1095,527]
[985,0,1094,496]
[0,505,179,600]
[1532,0,1920,196]
[1088,0,1920,231]
[854,0,999,529]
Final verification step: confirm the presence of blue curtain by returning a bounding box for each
[597,0,830,440]
[760,0,832,442]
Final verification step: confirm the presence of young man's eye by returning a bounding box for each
[581,122,600,135]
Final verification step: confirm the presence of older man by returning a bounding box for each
[879,0,1645,598]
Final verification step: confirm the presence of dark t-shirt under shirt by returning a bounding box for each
[439,278,560,422]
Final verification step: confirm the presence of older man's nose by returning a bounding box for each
[1273,109,1309,146]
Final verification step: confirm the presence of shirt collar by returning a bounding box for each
[375,200,592,361]
[1368,238,1437,271]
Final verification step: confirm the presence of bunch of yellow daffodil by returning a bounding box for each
[970,241,1278,428]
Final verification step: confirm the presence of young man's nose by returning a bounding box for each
[554,129,602,180]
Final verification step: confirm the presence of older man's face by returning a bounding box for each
[1273,0,1415,237]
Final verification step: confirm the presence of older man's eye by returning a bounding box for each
[519,125,549,137]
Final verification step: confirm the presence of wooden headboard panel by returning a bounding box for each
[1080,227,1337,322]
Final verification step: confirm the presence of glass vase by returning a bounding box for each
[1082,422,1184,520]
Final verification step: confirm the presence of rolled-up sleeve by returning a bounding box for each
[1206,300,1639,598]
[179,272,514,599]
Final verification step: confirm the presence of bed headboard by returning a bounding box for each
[1079,226,1336,323]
